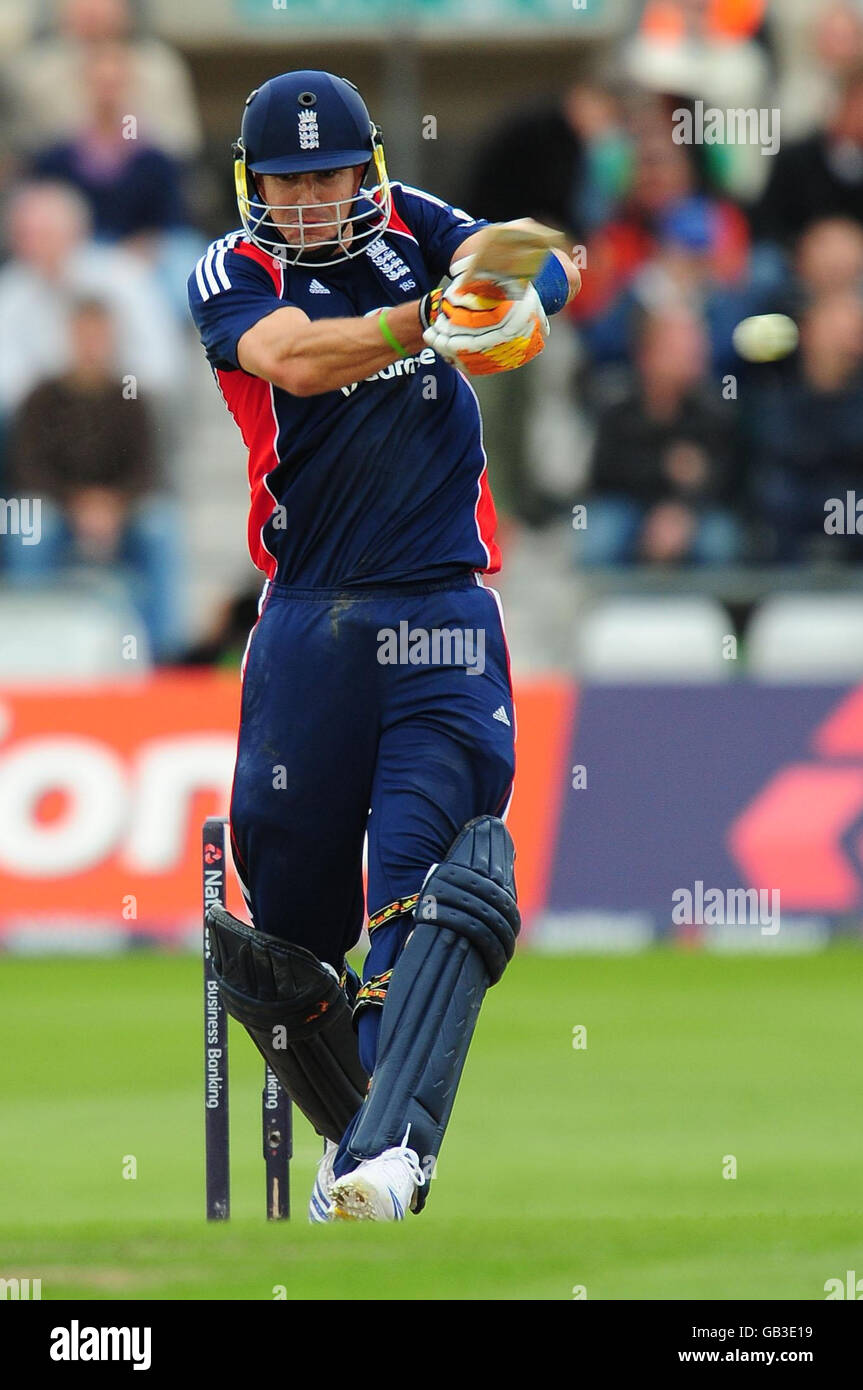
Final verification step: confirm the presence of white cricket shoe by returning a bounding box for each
[329,1133,426,1222]
[308,1139,338,1224]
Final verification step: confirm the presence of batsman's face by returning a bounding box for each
[256,167,365,248]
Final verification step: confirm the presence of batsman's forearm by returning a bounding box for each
[285,301,428,395]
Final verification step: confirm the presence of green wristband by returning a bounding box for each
[378,308,410,359]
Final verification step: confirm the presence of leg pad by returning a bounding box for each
[207,904,368,1143]
[347,817,520,1208]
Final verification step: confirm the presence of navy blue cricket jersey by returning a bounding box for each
[187,183,502,586]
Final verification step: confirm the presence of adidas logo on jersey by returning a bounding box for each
[492,706,511,727]
[308,279,330,294]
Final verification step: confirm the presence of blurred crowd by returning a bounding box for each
[3,0,863,668]
[0,0,202,662]
[467,0,863,569]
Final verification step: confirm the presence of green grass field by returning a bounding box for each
[1,947,861,1300]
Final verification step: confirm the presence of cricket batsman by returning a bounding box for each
[188,70,580,1221]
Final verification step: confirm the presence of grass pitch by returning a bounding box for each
[1,947,861,1300]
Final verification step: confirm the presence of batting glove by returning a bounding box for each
[422,259,549,376]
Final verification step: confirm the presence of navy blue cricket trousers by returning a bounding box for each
[229,573,516,1075]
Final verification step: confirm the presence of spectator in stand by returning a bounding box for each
[743,290,863,562]
[30,40,187,243]
[572,98,781,377]
[795,215,863,302]
[738,218,863,369]
[626,0,771,108]
[465,79,631,243]
[28,40,200,312]
[624,0,772,198]
[463,80,630,528]
[759,216,863,333]
[183,586,265,670]
[5,297,184,661]
[576,307,741,566]
[5,0,202,162]
[0,181,184,422]
[757,65,863,243]
[778,1,863,142]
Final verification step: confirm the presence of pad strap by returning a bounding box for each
[368,894,419,933]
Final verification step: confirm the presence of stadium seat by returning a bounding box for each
[0,587,152,681]
[746,594,863,680]
[573,596,734,680]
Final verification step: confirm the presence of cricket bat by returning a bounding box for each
[458,218,567,296]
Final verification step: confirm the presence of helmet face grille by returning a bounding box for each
[237,174,393,269]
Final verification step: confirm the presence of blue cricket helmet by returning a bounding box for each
[241,71,376,173]
[233,70,392,267]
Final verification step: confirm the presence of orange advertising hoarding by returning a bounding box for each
[0,673,574,939]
